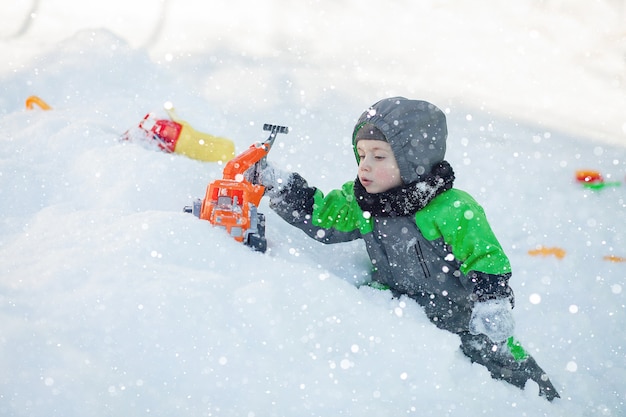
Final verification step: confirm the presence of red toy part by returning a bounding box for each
[140,114,182,152]
[574,169,622,190]
[575,169,603,183]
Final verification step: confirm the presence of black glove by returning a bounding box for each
[468,271,515,343]
[244,161,293,198]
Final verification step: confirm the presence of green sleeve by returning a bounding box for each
[312,181,373,234]
[415,189,511,275]
[270,174,369,243]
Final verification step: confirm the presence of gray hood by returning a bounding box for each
[352,97,448,184]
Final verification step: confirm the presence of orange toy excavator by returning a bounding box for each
[185,123,289,252]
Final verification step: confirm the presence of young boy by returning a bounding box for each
[255,97,559,401]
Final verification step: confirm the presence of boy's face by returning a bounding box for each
[356,139,403,194]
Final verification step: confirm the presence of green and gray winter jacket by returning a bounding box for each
[269,97,513,334]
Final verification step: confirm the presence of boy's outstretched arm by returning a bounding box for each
[254,164,362,244]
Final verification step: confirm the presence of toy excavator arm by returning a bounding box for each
[222,124,289,181]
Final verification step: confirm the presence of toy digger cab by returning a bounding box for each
[185,123,289,252]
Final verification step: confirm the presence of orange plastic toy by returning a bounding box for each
[185,124,289,252]
[603,255,626,263]
[575,170,603,184]
[25,95,52,110]
[574,169,621,190]
[528,246,566,259]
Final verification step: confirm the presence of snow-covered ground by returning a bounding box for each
[1,1,625,416]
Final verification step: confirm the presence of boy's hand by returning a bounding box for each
[469,298,515,343]
[245,162,292,198]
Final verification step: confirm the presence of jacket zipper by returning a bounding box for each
[414,241,431,278]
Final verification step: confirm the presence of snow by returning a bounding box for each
[1,1,625,416]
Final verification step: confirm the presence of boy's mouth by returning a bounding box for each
[360,177,372,187]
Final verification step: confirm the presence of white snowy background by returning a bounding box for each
[1,0,626,416]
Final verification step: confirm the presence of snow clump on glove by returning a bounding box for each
[469,298,515,343]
